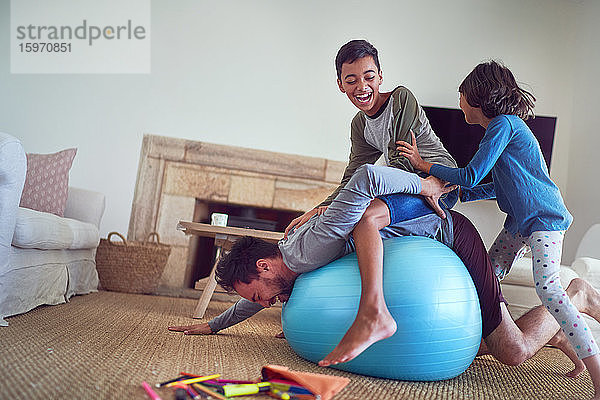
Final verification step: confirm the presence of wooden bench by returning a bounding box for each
[177,221,283,318]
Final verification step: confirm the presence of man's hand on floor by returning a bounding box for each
[168,322,214,335]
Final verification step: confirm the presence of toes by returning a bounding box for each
[565,365,585,379]
[319,355,342,367]
[338,355,352,364]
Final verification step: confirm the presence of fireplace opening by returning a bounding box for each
[189,199,303,288]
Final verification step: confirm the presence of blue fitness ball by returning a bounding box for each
[281,236,482,380]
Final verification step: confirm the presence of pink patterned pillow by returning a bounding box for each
[19,148,77,216]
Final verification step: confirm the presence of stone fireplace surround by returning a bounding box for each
[127,134,345,292]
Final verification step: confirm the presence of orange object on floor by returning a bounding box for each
[261,365,350,400]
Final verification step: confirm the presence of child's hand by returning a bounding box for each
[396,130,430,172]
[419,176,458,219]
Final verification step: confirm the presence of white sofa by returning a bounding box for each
[454,200,600,339]
[0,132,105,325]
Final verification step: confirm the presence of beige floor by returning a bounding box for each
[0,290,594,400]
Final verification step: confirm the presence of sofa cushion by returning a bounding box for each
[571,257,600,289]
[12,207,99,250]
[19,148,76,217]
[64,187,105,228]
[576,225,600,259]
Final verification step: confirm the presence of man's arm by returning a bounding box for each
[207,299,264,332]
[168,299,264,335]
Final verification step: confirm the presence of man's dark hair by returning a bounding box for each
[335,39,380,81]
[459,60,536,120]
[215,236,280,292]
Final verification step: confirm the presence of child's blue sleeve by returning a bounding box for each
[430,117,512,187]
[460,183,496,202]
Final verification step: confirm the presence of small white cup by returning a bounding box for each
[211,213,228,227]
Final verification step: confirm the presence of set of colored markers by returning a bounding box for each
[141,372,319,400]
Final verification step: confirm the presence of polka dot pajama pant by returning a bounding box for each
[489,229,599,360]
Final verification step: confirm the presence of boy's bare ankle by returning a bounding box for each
[358,299,390,314]
[353,305,396,337]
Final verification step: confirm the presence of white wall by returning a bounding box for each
[1,0,590,261]
[563,0,600,261]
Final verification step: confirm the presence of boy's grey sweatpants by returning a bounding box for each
[208,165,453,332]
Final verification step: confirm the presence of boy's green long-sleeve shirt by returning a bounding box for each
[319,86,457,207]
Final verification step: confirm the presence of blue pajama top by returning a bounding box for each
[429,114,572,236]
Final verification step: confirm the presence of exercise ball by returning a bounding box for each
[282,236,482,381]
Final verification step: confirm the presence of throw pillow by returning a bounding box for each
[19,148,77,216]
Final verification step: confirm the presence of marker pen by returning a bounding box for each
[166,374,220,387]
[222,382,270,397]
[141,381,162,400]
[269,388,292,400]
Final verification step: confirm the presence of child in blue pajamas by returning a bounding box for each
[398,60,600,399]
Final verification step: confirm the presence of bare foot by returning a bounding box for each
[568,278,600,322]
[548,330,586,378]
[318,307,396,367]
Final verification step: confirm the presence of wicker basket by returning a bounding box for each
[95,232,171,294]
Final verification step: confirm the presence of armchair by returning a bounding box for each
[0,132,106,325]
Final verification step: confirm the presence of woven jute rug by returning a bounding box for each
[0,291,594,399]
